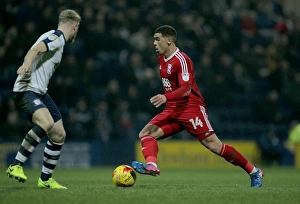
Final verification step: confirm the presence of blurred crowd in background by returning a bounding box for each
[0,0,300,158]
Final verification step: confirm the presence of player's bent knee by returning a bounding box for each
[139,130,163,139]
[201,141,219,153]
[139,125,159,138]
[50,133,65,143]
[49,128,66,143]
[57,129,66,143]
[138,131,146,138]
[200,135,223,154]
[38,121,55,133]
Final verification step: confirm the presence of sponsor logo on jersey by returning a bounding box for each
[48,34,58,41]
[182,73,189,81]
[33,99,42,106]
[167,64,172,74]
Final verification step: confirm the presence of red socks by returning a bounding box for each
[220,143,255,174]
[140,136,255,174]
[141,135,158,164]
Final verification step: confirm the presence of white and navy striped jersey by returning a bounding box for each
[13,30,66,95]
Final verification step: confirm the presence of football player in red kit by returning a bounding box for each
[132,25,263,187]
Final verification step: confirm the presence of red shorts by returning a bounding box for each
[149,104,214,140]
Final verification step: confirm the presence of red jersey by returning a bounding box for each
[158,48,205,108]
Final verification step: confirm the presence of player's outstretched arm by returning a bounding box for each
[150,94,167,108]
[17,41,47,75]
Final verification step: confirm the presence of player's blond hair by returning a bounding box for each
[58,9,81,25]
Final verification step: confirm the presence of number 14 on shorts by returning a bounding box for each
[189,117,203,129]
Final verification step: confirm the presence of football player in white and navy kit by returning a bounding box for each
[6,9,81,189]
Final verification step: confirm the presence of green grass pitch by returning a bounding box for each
[1,167,300,204]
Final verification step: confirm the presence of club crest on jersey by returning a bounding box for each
[48,34,58,41]
[182,73,190,82]
[167,64,172,74]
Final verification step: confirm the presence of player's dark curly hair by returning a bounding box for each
[155,25,177,42]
